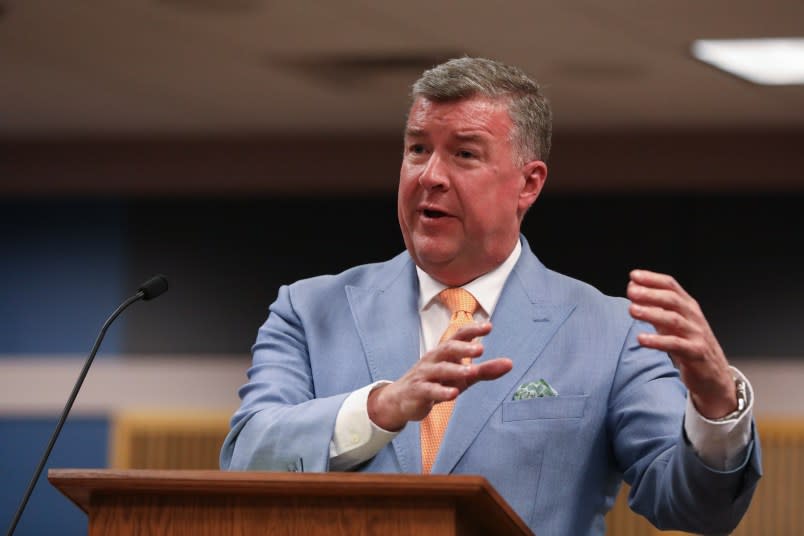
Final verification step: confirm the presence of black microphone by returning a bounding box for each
[139,274,169,301]
[5,274,169,536]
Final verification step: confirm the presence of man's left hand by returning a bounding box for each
[627,269,737,419]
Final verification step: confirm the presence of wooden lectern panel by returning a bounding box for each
[49,469,534,536]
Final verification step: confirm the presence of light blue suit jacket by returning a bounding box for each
[221,237,761,535]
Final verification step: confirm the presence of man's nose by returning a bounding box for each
[418,153,450,191]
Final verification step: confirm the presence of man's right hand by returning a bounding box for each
[367,322,513,431]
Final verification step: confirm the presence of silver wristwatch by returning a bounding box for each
[713,377,748,422]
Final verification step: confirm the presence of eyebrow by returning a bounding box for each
[404,128,426,138]
[403,129,490,142]
[453,132,488,143]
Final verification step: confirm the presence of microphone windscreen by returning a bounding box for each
[138,274,169,300]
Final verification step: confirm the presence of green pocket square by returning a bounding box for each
[512,379,558,400]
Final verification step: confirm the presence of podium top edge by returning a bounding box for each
[49,468,487,490]
[48,469,534,535]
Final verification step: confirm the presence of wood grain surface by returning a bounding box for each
[48,469,534,536]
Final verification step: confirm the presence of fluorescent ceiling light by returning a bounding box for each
[692,38,804,85]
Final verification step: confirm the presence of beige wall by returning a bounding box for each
[1,355,802,417]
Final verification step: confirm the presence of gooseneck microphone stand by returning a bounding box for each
[5,275,168,536]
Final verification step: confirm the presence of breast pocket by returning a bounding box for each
[502,395,588,422]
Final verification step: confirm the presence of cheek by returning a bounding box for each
[397,174,416,229]
[398,168,419,206]
[464,182,519,231]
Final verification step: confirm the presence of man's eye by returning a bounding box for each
[457,150,475,159]
[409,144,426,154]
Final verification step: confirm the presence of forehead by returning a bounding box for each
[405,96,513,140]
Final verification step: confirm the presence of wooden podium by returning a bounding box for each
[49,469,534,536]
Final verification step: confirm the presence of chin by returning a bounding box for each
[415,251,454,271]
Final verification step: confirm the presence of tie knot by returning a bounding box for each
[438,287,478,315]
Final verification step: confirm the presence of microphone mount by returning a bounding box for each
[4,274,168,536]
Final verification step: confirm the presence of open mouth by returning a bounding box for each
[423,209,448,218]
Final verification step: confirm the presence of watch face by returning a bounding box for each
[736,379,747,412]
[713,378,747,422]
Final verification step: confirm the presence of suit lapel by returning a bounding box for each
[344,241,576,475]
[346,256,422,473]
[433,245,576,474]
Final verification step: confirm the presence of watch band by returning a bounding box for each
[712,377,748,422]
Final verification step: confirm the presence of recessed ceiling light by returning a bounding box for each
[691,38,804,85]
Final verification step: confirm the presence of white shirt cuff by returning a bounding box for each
[684,366,754,471]
[329,381,401,471]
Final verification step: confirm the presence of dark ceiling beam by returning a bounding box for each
[2,129,803,196]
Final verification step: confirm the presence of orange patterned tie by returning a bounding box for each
[420,287,479,473]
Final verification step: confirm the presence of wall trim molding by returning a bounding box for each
[0,355,248,416]
[1,355,802,417]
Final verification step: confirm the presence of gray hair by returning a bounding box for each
[411,57,552,163]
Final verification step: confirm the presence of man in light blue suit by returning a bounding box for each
[221,57,760,535]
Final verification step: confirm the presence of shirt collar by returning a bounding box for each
[416,239,522,317]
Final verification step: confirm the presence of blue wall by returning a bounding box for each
[0,201,122,534]
[0,418,108,536]
[0,201,126,356]
[1,195,803,534]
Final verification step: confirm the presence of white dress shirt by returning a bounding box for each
[329,240,753,472]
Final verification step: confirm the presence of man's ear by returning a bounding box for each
[518,160,548,215]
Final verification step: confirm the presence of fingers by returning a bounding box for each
[419,357,511,390]
[369,321,511,429]
[405,377,460,404]
[628,284,688,313]
[628,276,700,316]
[424,339,485,365]
[628,269,707,334]
[629,269,692,300]
[369,355,510,429]
[424,322,511,384]
[625,269,736,419]
[421,321,492,365]
[368,380,457,431]
[450,321,493,342]
[475,357,514,380]
[425,360,483,387]
[630,303,695,337]
[636,332,705,361]
[628,269,723,363]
